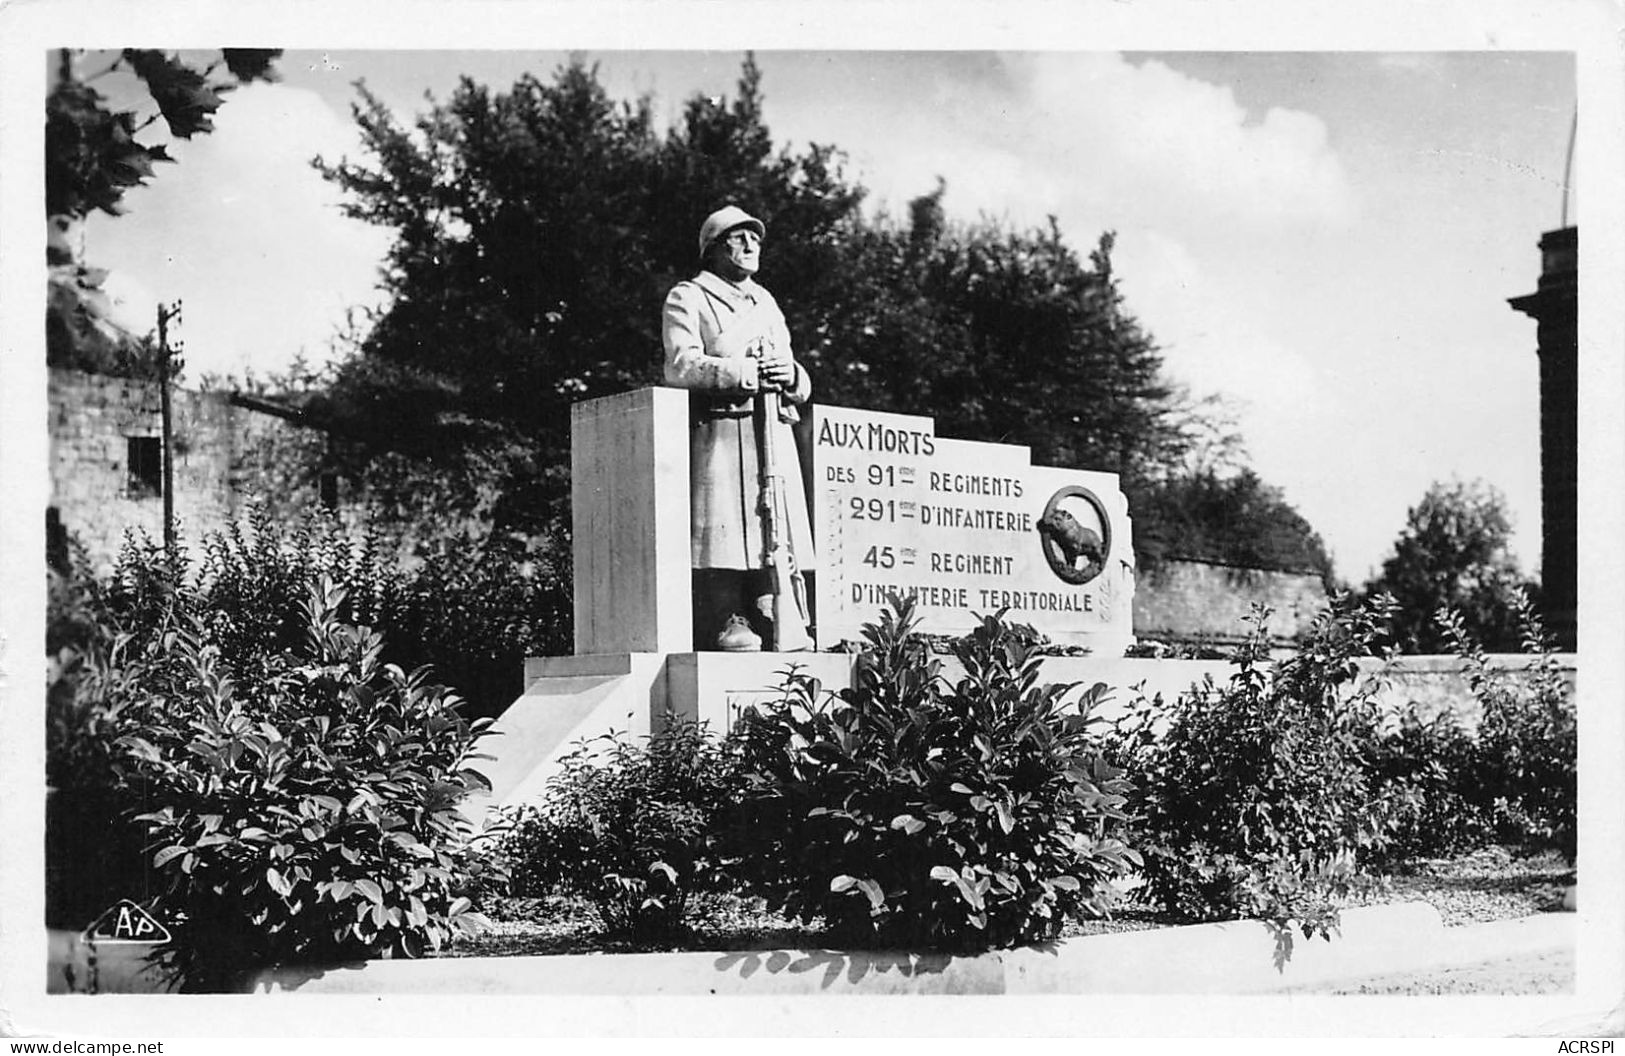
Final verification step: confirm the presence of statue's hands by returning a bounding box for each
[757,347,797,390]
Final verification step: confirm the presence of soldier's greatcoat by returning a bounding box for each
[662,270,816,571]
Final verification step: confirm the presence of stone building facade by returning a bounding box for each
[1508,226,1577,651]
[47,367,325,572]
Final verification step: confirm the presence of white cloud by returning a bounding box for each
[825,52,1355,255]
[1012,53,1356,234]
[84,81,393,383]
[1114,228,1322,413]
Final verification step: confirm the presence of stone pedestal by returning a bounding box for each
[570,387,693,654]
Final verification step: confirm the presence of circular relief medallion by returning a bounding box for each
[1037,486,1111,585]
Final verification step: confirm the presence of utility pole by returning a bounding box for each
[156,301,182,556]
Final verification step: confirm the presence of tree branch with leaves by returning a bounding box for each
[45,48,282,375]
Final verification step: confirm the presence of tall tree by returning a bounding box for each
[1130,467,1336,585]
[311,56,863,543]
[1363,479,1536,652]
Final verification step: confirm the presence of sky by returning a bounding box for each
[76,48,1575,585]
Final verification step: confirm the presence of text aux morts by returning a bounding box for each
[818,418,936,455]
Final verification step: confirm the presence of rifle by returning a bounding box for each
[755,388,814,651]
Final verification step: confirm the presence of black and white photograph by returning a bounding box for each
[2,0,1623,1047]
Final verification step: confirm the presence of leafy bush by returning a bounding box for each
[1440,593,1576,861]
[45,509,558,946]
[1362,702,1492,865]
[46,514,399,929]
[381,533,571,721]
[200,505,569,719]
[109,578,499,990]
[45,534,167,927]
[1109,595,1398,938]
[47,531,119,661]
[46,657,153,927]
[193,504,395,671]
[56,503,562,734]
[728,597,1140,952]
[65,509,395,684]
[498,717,737,941]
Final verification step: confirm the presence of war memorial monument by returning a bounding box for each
[471,206,1224,811]
[474,383,1174,811]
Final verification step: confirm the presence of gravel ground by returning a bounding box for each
[442,844,1573,959]
[1297,845,1577,996]
[1285,947,1576,996]
[1346,844,1572,926]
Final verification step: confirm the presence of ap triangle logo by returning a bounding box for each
[82,899,172,944]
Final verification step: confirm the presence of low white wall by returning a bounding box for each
[247,902,1575,997]
[658,650,1576,735]
[481,648,1576,814]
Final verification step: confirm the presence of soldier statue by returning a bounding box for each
[661,205,816,651]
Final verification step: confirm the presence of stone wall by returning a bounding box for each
[1133,557,1326,646]
[1359,653,1577,733]
[48,368,318,571]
